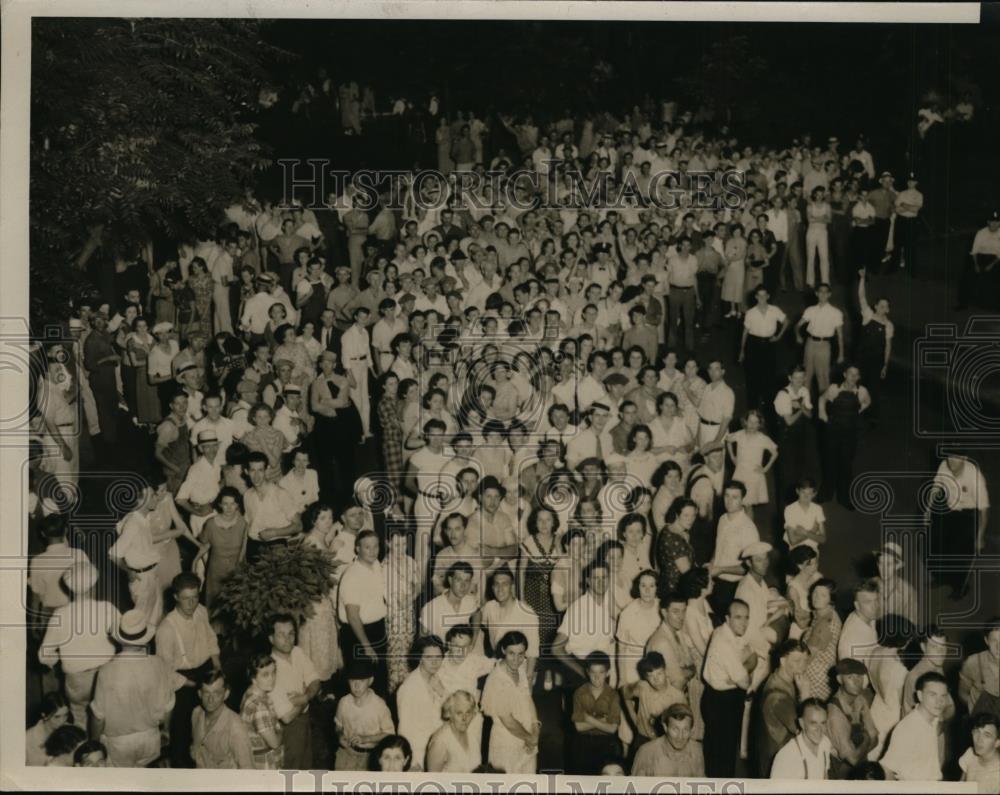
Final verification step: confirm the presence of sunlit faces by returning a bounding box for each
[270,620,296,655]
[176,586,201,619]
[502,642,527,672]
[916,680,950,719]
[637,573,658,603]
[727,601,750,636]
[378,745,410,772]
[799,702,828,746]
[665,713,693,751]
[356,533,380,564]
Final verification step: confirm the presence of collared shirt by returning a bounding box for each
[558,590,616,661]
[192,705,255,769]
[243,483,299,541]
[176,455,222,508]
[28,543,89,609]
[837,611,878,670]
[827,690,877,763]
[631,736,705,777]
[565,426,615,470]
[880,707,943,781]
[744,304,786,337]
[774,384,813,418]
[340,324,371,368]
[867,187,896,219]
[932,460,990,511]
[39,597,120,673]
[420,592,481,649]
[270,646,320,722]
[337,560,387,624]
[703,622,751,691]
[90,652,181,735]
[767,209,789,244]
[712,511,760,582]
[770,734,832,780]
[783,500,825,551]
[108,510,158,568]
[802,303,844,338]
[156,605,220,672]
[699,381,735,424]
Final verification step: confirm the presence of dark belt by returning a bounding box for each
[350,744,375,754]
[699,417,721,426]
[669,284,694,290]
[748,334,771,340]
[128,562,158,574]
[808,335,832,342]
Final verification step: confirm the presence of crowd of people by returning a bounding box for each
[24,103,1000,789]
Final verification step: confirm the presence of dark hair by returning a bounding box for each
[445,624,475,643]
[789,544,818,571]
[171,572,201,594]
[776,638,808,661]
[212,485,244,514]
[411,634,447,664]
[724,480,748,498]
[636,651,666,679]
[527,507,561,536]
[496,630,529,656]
[970,711,1000,734]
[848,761,886,780]
[914,670,947,693]
[72,739,107,766]
[372,734,413,772]
[268,612,297,635]
[797,697,827,718]
[616,512,647,542]
[38,691,69,721]
[248,651,276,682]
[678,566,710,600]
[44,724,87,758]
[445,560,475,585]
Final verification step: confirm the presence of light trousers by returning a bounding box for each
[803,339,832,393]
[806,225,830,286]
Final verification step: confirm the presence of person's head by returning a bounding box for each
[374,734,413,772]
[441,690,477,733]
[853,578,881,622]
[37,692,70,732]
[584,650,611,688]
[355,529,380,564]
[985,618,1000,659]
[171,573,201,619]
[678,566,711,602]
[914,671,950,718]
[797,698,828,746]
[445,624,475,660]
[835,657,869,697]
[72,739,108,767]
[659,591,687,630]
[445,560,474,598]
[347,659,376,698]
[662,703,694,751]
[776,638,810,677]
[918,625,949,666]
[496,630,529,670]
[412,634,446,676]
[44,724,87,766]
[809,577,836,611]
[197,669,230,715]
[789,544,819,578]
[815,282,832,303]
[585,560,609,597]
[723,481,747,513]
[726,599,750,636]
[970,712,1000,760]
[636,651,668,689]
[268,613,297,656]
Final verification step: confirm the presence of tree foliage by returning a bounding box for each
[30,18,288,329]
[212,541,336,641]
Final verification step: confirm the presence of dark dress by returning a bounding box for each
[855,318,888,420]
[520,536,561,655]
[655,528,695,596]
[822,386,862,508]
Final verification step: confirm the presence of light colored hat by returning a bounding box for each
[69,318,84,331]
[236,378,259,395]
[196,429,219,445]
[62,561,99,595]
[282,384,302,395]
[113,609,156,646]
[274,358,293,370]
[876,541,903,561]
[152,322,173,335]
[740,541,773,559]
[319,350,337,363]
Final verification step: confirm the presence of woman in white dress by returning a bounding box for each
[867,615,915,761]
[624,425,659,487]
[480,631,540,774]
[616,513,652,592]
[615,570,661,686]
[725,409,778,511]
[425,690,482,773]
[396,636,447,770]
[649,392,695,476]
[678,357,708,440]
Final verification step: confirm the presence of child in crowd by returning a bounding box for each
[783,478,827,551]
[571,651,622,775]
[335,660,395,771]
[622,651,686,745]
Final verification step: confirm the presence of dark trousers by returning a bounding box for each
[894,216,920,274]
[822,424,859,508]
[702,684,746,778]
[667,286,697,353]
[281,710,313,770]
[744,335,777,412]
[931,508,978,592]
[696,272,721,329]
[574,731,620,775]
[339,619,388,697]
[764,245,783,293]
[169,660,212,767]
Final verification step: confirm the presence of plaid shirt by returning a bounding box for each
[239,687,284,770]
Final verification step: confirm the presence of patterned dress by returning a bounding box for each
[385,551,420,693]
[298,532,342,681]
[803,608,842,701]
[378,396,404,489]
[655,527,694,596]
[520,535,561,654]
[188,271,215,338]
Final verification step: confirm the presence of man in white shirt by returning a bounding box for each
[243,452,302,561]
[552,561,617,687]
[928,454,990,598]
[735,542,790,687]
[341,306,374,439]
[273,384,313,452]
[176,429,223,537]
[191,393,238,460]
[837,578,880,671]
[268,613,321,770]
[479,567,539,679]
[893,172,924,274]
[697,360,735,449]
[709,482,760,615]
[960,211,1000,309]
[702,599,757,778]
[880,671,950,781]
[420,561,483,655]
[795,283,844,394]
[770,699,834,780]
[566,402,614,469]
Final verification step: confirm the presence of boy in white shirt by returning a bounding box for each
[783,478,827,551]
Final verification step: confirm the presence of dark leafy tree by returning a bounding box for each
[30,18,289,330]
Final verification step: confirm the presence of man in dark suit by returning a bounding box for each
[316,308,339,352]
[432,208,464,247]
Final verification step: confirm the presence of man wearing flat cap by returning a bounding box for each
[91,609,183,767]
[38,561,121,728]
[826,657,878,776]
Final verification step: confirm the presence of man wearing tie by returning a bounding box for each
[316,308,339,352]
[566,402,614,469]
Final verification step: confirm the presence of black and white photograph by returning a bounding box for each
[2,1,999,791]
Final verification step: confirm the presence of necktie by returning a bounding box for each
[595,432,604,460]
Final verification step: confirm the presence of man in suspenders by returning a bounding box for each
[686,442,726,565]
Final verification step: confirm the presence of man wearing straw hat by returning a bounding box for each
[176,429,223,537]
[38,561,120,728]
[91,609,183,768]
